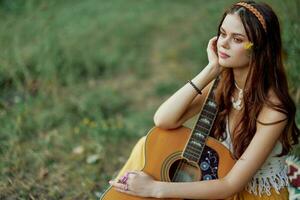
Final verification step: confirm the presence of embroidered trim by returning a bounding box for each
[245,165,289,196]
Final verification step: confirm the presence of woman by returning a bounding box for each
[108,1,299,199]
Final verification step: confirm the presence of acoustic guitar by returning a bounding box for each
[101,78,236,200]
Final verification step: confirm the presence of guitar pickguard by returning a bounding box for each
[198,145,219,180]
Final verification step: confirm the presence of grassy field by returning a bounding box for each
[0,0,299,199]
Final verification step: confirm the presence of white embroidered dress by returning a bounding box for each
[221,115,289,196]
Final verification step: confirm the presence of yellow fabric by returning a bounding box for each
[114,136,289,200]
[115,136,146,180]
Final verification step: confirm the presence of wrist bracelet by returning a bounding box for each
[188,80,202,95]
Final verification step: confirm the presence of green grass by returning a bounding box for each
[0,0,299,198]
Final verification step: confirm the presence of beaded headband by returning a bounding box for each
[235,2,267,32]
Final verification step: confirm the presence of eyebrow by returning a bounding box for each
[220,27,245,37]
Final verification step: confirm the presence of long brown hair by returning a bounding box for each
[211,1,299,159]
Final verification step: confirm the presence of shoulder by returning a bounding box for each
[256,89,288,126]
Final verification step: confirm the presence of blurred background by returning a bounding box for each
[0,0,299,199]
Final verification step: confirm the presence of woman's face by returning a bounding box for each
[217,13,251,68]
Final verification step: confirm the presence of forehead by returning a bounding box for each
[221,13,246,35]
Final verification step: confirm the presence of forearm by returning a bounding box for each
[153,64,218,127]
[153,178,235,199]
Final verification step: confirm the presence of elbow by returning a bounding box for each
[153,113,179,130]
[220,177,246,199]
[153,117,170,129]
[222,190,237,199]
[223,188,244,199]
[153,112,162,127]
[153,113,161,127]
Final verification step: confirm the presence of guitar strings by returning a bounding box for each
[172,78,219,183]
[172,158,185,182]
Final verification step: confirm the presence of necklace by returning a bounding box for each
[231,81,243,110]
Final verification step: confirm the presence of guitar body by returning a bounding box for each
[101,125,236,200]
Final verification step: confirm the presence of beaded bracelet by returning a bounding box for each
[188,80,202,95]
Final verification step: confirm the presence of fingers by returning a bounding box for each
[109,179,137,195]
[112,171,140,185]
[114,186,135,196]
[109,170,143,187]
[109,180,127,190]
[208,36,218,45]
[209,36,218,42]
[207,36,218,51]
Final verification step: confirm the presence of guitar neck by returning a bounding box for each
[182,78,219,162]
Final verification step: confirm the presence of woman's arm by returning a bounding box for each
[154,100,288,199]
[154,37,222,129]
[153,64,218,129]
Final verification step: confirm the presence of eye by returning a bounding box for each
[234,38,243,43]
[220,32,226,37]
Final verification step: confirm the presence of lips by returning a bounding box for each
[218,51,230,58]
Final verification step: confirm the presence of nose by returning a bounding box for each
[219,36,230,49]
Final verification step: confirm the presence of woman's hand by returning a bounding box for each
[206,36,224,76]
[109,170,159,198]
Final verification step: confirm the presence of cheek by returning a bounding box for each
[233,45,248,57]
[232,45,250,63]
[219,44,250,67]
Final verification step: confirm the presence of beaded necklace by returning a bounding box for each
[231,82,243,110]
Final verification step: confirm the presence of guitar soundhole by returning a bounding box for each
[169,159,198,182]
[167,146,219,182]
[198,146,219,180]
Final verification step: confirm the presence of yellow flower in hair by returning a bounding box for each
[244,41,253,50]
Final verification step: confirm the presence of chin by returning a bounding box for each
[218,60,232,67]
